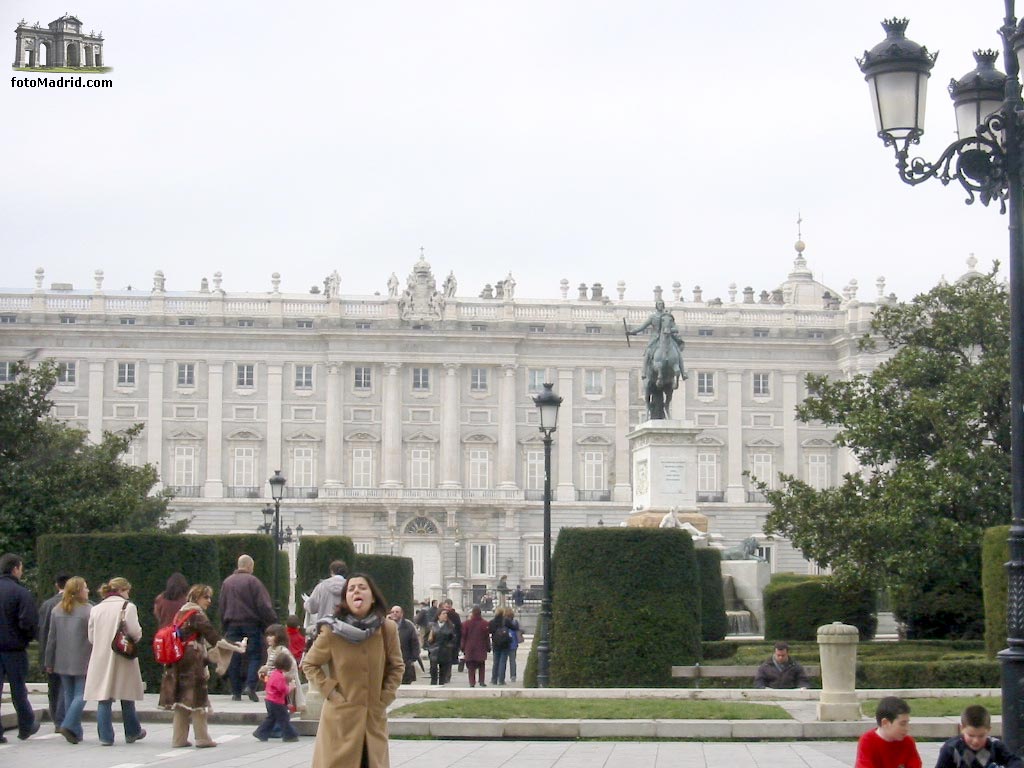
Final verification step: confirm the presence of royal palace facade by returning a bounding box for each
[0,246,909,602]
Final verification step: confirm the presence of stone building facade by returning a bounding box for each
[13,15,104,69]
[0,246,900,602]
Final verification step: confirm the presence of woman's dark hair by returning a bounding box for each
[163,572,189,601]
[334,572,388,620]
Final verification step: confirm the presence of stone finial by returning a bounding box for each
[578,282,588,300]
[672,281,681,301]
[653,284,663,302]
[200,277,209,293]
[616,280,626,300]
[728,282,737,303]
[742,286,754,304]
[35,267,45,290]
[213,271,223,294]
[848,278,858,300]
[591,282,603,301]
[967,252,978,271]
[876,276,886,298]
[559,278,569,299]
[93,269,104,291]
[153,270,166,293]
[271,272,281,295]
[693,285,702,302]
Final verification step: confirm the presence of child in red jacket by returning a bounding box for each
[286,614,305,664]
[252,655,298,742]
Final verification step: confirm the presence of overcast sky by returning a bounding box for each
[0,1,1014,303]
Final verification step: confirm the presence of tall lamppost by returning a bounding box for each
[532,382,562,688]
[858,5,1024,750]
[264,470,287,615]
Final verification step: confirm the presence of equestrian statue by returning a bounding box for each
[626,299,686,420]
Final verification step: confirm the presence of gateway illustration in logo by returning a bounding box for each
[13,15,106,70]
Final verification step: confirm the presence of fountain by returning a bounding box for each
[722,574,757,635]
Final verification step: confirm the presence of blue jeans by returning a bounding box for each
[96,699,142,744]
[508,647,518,680]
[59,674,86,739]
[0,650,35,736]
[48,672,66,729]
[225,624,263,696]
[254,701,297,740]
[491,648,509,684]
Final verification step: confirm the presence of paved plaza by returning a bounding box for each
[0,723,943,767]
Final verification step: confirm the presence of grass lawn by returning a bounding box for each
[861,697,1001,718]
[391,698,791,720]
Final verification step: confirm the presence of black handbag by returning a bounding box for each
[110,599,139,659]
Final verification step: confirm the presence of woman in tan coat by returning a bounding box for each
[83,577,146,746]
[158,583,246,748]
[302,573,404,768]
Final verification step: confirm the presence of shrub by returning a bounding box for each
[353,554,414,615]
[549,527,701,687]
[892,552,984,640]
[696,548,728,641]
[857,660,998,688]
[983,526,1010,657]
[295,536,356,623]
[36,533,220,690]
[523,612,545,688]
[763,574,876,641]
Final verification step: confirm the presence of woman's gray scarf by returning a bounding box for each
[317,612,382,644]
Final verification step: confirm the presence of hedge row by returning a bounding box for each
[696,548,728,642]
[354,553,414,617]
[763,573,876,641]
[549,527,701,687]
[983,525,1009,658]
[294,536,357,624]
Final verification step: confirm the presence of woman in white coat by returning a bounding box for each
[83,577,146,746]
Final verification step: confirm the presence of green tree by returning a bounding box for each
[759,269,1009,637]
[0,360,182,570]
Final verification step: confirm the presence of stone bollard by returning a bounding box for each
[816,621,861,721]
[303,683,323,721]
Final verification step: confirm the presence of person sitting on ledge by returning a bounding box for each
[753,641,810,689]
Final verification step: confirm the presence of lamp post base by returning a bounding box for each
[999,646,1024,753]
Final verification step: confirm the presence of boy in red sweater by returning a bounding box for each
[252,655,298,742]
[855,696,922,768]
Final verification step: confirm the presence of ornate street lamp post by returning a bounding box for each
[266,470,287,615]
[532,382,562,688]
[859,4,1024,750]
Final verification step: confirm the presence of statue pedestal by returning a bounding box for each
[816,622,860,721]
[626,420,704,527]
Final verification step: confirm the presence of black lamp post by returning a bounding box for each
[859,5,1024,751]
[532,381,562,688]
[267,470,287,614]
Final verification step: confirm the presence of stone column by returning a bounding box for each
[782,373,798,476]
[267,363,283,478]
[381,363,403,487]
[147,362,164,488]
[439,363,461,488]
[498,364,517,488]
[613,368,632,502]
[324,363,344,487]
[725,371,745,503]
[556,367,575,502]
[87,360,105,444]
[204,362,224,498]
[816,621,860,721]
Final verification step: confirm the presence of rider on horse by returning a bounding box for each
[627,300,685,386]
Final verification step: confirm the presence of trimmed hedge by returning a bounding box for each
[206,534,289,619]
[36,533,221,690]
[549,527,701,687]
[696,548,728,642]
[857,660,998,688]
[892,553,985,640]
[983,526,1010,658]
[294,536,357,623]
[353,554,414,616]
[764,573,876,641]
[523,612,545,688]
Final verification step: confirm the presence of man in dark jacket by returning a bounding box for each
[0,553,40,741]
[219,554,277,701]
[441,598,462,647]
[389,605,421,684]
[37,572,70,732]
[753,642,810,689]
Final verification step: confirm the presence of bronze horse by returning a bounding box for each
[645,325,684,419]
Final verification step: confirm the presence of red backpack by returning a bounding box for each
[152,609,199,665]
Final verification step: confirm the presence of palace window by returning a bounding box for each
[410,448,432,489]
[237,319,255,327]
[527,369,546,393]
[525,450,543,491]
[117,362,136,386]
[293,446,315,488]
[0,362,14,383]
[753,328,769,338]
[584,369,603,396]
[698,452,719,492]
[120,317,136,326]
[470,543,496,577]
[469,449,490,489]
[697,371,715,396]
[352,448,373,488]
[236,364,255,388]
[296,319,313,329]
[295,364,313,390]
[233,446,256,488]
[173,446,196,486]
[470,367,488,392]
[354,366,371,390]
[57,361,76,385]
[753,372,770,397]
[177,362,195,387]
[751,452,774,489]
[808,453,829,490]
[526,543,543,579]
[412,367,430,392]
[582,451,605,491]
